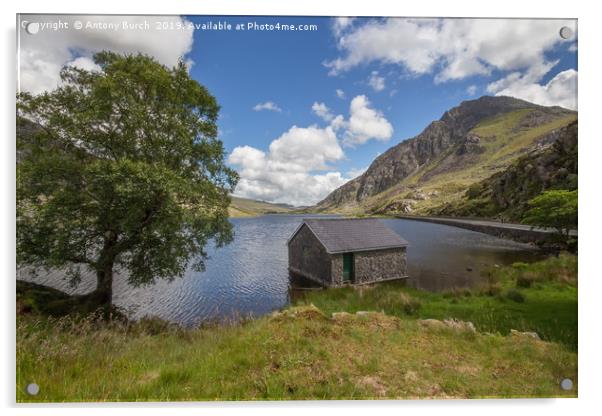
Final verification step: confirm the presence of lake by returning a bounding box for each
[17,215,544,325]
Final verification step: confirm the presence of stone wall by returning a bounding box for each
[396,215,576,245]
[330,255,343,286]
[354,248,407,284]
[330,248,407,286]
[288,224,332,286]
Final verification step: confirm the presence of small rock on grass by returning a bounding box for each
[443,318,476,333]
[418,319,447,330]
[331,312,353,321]
[419,318,476,333]
[510,329,540,340]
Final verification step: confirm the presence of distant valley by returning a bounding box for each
[228,196,294,217]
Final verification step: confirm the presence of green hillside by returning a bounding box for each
[228,196,294,217]
[434,121,577,220]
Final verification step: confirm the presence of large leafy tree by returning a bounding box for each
[17,51,238,305]
[522,189,578,238]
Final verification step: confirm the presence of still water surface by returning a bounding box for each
[18,215,543,325]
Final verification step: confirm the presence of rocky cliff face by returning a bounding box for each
[316,96,575,212]
[433,120,578,220]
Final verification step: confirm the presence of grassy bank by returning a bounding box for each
[296,253,577,350]
[16,254,577,402]
[18,306,576,402]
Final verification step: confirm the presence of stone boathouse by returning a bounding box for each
[287,218,409,287]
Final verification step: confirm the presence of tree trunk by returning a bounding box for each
[94,264,114,305]
[93,232,118,306]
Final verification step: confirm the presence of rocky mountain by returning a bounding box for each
[315,96,576,216]
[433,120,577,220]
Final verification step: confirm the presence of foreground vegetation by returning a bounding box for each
[297,253,577,350]
[17,254,577,401]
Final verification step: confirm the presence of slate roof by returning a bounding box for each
[289,218,409,254]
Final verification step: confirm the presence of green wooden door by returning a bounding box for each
[343,253,354,282]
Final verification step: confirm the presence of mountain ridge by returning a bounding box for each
[315,96,576,216]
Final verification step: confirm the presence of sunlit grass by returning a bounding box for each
[16,255,577,402]
[17,304,576,402]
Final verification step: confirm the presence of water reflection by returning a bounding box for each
[380,219,545,291]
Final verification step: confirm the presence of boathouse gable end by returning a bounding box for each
[288,223,333,286]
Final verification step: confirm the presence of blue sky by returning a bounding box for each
[183,16,577,206]
[19,15,578,206]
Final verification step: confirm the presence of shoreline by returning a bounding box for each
[17,252,577,349]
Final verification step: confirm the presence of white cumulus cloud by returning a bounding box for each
[336,88,346,99]
[332,17,356,38]
[228,126,348,206]
[67,56,102,72]
[18,15,194,94]
[312,102,335,122]
[344,95,393,146]
[368,71,386,91]
[268,126,344,172]
[253,101,282,112]
[326,18,575,79]
[488,69,577,110]
[325,18,577,108]
[330,114,346,131]
[229,94,394,205]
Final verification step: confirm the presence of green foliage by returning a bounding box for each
[465,183,484,199]
[479,282,502,297]
[505,289,526,303]
[523,190,577,237]
[512,262,530,270]
[17,52,238,303]
[516,275,534,288]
